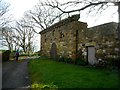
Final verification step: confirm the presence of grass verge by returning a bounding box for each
[28,57,119,88]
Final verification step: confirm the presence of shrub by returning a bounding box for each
[58,56,87,65]
[31,82,58,88]
[35,51,41,56]
[10,51,16,58]
[29,53,38,57]
[65,57,72,63]
[2,50,11,61]
[58,56,64,62]
[20,53,28,56]
[107,57,120,68]
[75,57,87,66]
[95,57,120,69]
[58,56,72,63]
[96,60,108,68]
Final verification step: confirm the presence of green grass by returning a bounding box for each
[28,57,119,88]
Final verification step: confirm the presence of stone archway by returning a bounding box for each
[50,42,57,60]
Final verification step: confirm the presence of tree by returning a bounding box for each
[0,0,11,27]
[44,0,119,16]
[12,21,28,53]
[24,0,62,33]
[0,0,13,51]
[20,14,37,54]
[13,16,36,53]
[2,27,14,50]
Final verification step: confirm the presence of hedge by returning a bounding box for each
[2,50,11,62]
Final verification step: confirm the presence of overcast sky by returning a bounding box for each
[4,0,118,27]
[1,0,119,51]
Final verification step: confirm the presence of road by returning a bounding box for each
[2,60,30,89]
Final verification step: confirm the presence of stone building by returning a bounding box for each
[40,15,87,60]
[87,22,119,60]
[40,14,119,64]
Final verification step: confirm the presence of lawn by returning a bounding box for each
[28,57,119,88]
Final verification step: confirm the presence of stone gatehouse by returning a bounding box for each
[40,14,87,60]
[40,14,119,64]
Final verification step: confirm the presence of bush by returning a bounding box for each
[34,51,41,56]
[20,53,28,56]
[58,56,64,62]
[107,57,120,68]
[58,56,87,65]
[75,57,87,66]
[10,51,16,58]
[29,53,38,57]
[96,60,108,68]
[31,82,58,88]
[2,50,11,61]
[65,58,72,63]
[58,56,72,63]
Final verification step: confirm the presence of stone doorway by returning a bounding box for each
[87,46,96,65]
[50,42,57,60]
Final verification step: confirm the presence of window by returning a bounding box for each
[60,32,64,38]
[45,38,47,42]
[52,30,55,36]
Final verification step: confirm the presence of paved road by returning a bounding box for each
[2,60,30,89]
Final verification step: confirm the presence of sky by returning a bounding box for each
[4,0,118,27]
[3,0,38,19]
[1,0,119,51]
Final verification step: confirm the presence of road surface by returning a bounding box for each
[2,60,30,89]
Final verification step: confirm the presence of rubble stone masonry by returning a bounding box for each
[40,15,118,61]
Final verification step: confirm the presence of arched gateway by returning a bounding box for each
[50,42,57,60]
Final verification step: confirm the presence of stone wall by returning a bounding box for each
[86,22,119,60]
[40,16,119,62]
[40,17,87,60]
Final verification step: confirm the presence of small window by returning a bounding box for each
[60,32,64,38]
[45,38,47,42]
[52,30,55,36]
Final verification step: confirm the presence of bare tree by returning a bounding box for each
[12,21,28,53]
[20,14,37,54]
[43,0,119,19]
[0,0,11,27]
[24,0,62,33]
[2,27,14,50]
[13,16,36,53]
[44,1,119,28]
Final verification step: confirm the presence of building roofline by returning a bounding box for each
[39,14,80,34]
[88,22,118,29]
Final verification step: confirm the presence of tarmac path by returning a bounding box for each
[2,59,30,89]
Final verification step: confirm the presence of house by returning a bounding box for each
[40,14,119,65]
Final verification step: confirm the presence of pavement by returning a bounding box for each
[2,59,30,89]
